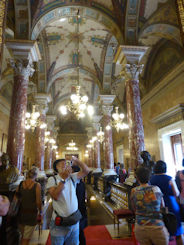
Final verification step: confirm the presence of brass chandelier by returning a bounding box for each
[25,105,47,131]
[106,107,129,132]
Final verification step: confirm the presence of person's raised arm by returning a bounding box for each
[72,157,90,180]
[48,181,65,201]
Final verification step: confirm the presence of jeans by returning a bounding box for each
[50,220,79,245]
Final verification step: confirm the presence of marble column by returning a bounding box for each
[6,40,40,172]
[86,127,93,170]
[45,115,56,174]
[114,45,148,169]
[34,93,51,172]
[92,116,102,173]
[100,95,116,176]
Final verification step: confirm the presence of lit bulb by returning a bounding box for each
[59,105,67,115]
[25,124,31,130]
[106,125,111,130]
[112,113,119,120]
[119,113,124,119]
[81,95,88,103]
[79,103,86,110]
[79,112,85,118]
[40,123,47,129]
[87,105,94,115]
[30,119,36,126]
[26,112,31,118]
[71,94,79,104]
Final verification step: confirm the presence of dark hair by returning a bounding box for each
[154,160,167,174]
[135,165,151,183]
[53,159,65,173]
[27,167,38,179]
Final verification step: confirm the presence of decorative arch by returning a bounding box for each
[139,23,182,46]
[31,5,123,44]
[143,39,184,90]
[47,65,103,93]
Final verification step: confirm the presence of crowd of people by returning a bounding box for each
[1,152,184,245]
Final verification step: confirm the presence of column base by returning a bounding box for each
[92,171,102,191]
[102,169,117,176]
[37,170,46,178]
[92,168,102,173]
[45,169,54,176]
[124,170,137,186]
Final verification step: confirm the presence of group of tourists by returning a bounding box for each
[1,151,184,245]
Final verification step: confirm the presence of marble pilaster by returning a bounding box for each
[100,95,116,176]
[6,40,40,172]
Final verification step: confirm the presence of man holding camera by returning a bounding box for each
[47,156,89,245]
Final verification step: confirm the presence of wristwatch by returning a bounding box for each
[60,179,66,184]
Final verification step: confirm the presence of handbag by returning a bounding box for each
[55,209,82,226]
[162,209,177,235]
[8,181,23,217]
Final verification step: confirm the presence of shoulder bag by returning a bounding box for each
[8,181,23,217]
[161,208,177,235]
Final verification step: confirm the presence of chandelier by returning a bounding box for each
[25,105,47,131]
[60,85,94,120]
[97,127,104,143]
[106,107,129,132]
[84,150,89,158]
[44,132,58,150]
[66,139,78,151]
[59,10,94,120]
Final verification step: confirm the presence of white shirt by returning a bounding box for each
[47,173,79,220]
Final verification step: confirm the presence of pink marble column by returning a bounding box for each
[34,94,51,171]
[7,60,34,171]
[94,140,100,169]
[52,149,56,163]
[125,64,145,168]
[45,142,52,170]
[100,95,116,176]
[35,114,46,171]
[114,45,148,170]
[103,111,114,170]
[88,147,93,168]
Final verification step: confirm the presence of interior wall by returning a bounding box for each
[141,62,184,161]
